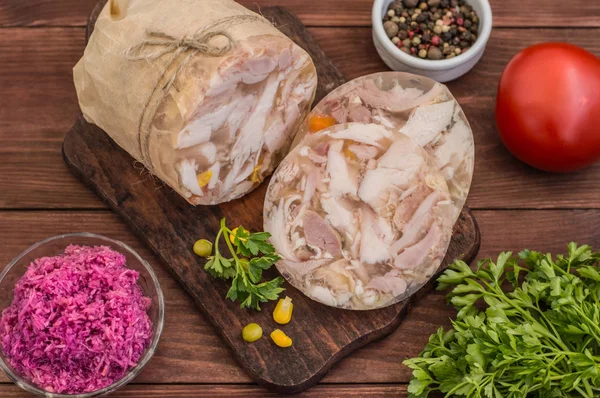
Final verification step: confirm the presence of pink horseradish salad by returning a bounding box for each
[0,245,153,394]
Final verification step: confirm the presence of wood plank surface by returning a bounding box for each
[2,27,600,210]
[1,0,598,395]
[0,209,598,385]
[0,0,599,28]
[0,384,409,397]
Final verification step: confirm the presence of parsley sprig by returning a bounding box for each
[404,243,600,398]
[204,218,284,310]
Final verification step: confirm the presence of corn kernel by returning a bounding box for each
[196,170,213,188]
[251,165,262,183]
[273,296,293,325]
[270,329,292,348]
[229,227,247,245]
[308,115,337,133]
[344,147,357,161]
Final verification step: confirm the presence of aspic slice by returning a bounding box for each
[264,123,454,310]
[295,72,474,221]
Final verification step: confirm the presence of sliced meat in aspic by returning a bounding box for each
[264,122,456,310]
[303,210,342,258]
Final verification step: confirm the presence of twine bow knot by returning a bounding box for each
[127,29,234,62]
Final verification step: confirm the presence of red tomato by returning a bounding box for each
[495,43,600,172]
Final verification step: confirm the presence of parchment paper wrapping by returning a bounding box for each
[74,0,317,204]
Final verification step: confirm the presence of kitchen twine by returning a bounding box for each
[125,14,268,173]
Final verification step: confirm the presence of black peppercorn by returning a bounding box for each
[422,32,431,43]
[442,31,452,41]
[392,0,404,12]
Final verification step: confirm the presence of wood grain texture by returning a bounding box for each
[0,0,599,27]
[2,0,598,395]
[0,209,598,385]
[2,27,600,210]
[0,384,408,397]
[60,6,479,392]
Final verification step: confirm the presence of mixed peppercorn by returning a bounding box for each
[382,0,480,60]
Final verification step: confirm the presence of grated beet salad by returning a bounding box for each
[0,245,153,394]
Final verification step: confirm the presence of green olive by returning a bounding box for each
[193,239,213,257]
[242,323,263,343]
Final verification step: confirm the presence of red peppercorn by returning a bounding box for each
[410,47,417,54]
[431,35,441,46]
[408,30,415,39]
[457,18,464,26]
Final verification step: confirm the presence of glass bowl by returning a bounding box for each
[0,233,165,397]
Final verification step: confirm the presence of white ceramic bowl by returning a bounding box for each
[372,0,492,82]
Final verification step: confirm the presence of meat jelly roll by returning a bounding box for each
[74,0,317,204]
[295,72,473,221]
[264,123,454,309]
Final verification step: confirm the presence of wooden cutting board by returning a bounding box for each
[63,3,481,393]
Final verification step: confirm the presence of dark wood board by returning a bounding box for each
[62,4,480,393]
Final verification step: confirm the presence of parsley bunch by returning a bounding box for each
[404,243,600,398]
[204,218,284,310]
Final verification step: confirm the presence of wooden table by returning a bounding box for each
[0,0,599,396]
